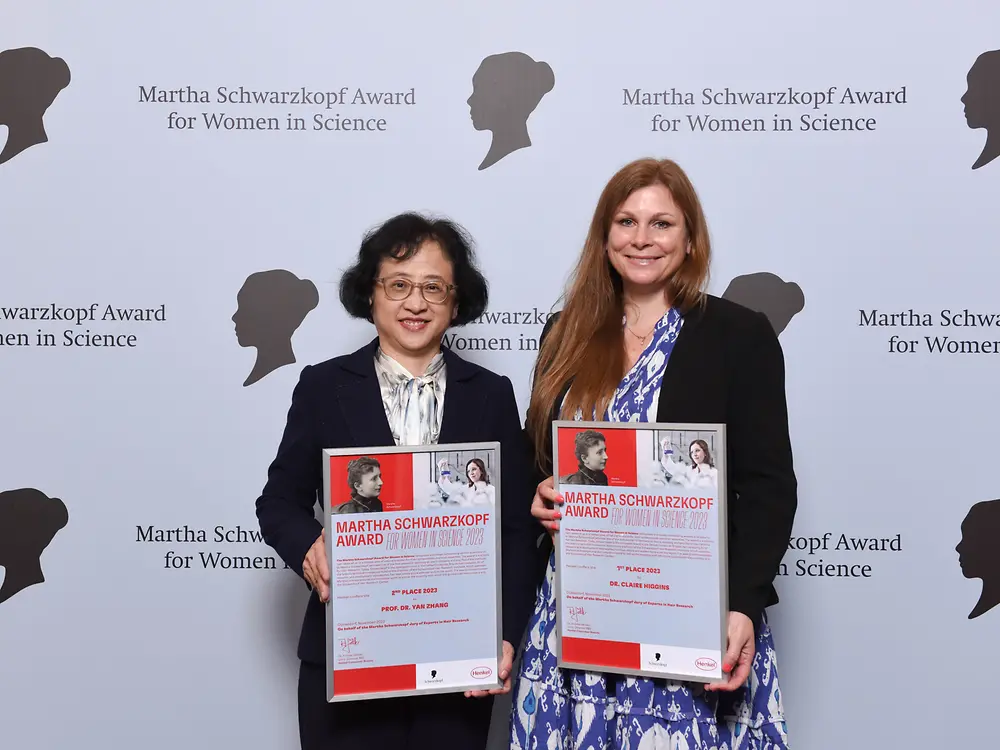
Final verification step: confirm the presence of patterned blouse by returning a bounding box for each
[373,348,447,446]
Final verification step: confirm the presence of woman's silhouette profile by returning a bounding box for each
[0,488,69,605]
[955,500,1000,620]
[721,272,805,335]
[0,47,71,166]
[467,52,555,171]
[961,49,1000,170]
[956,499,1000,619]
[232,269,319,387]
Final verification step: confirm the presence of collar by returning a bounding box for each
[350,493,383,512]
[374,346,445,383]
[339,336,480,383]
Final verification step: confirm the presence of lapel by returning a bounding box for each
[332,339,483,448]
[438,346,483,443]
[657,297,709,421]
[333,338,396,448]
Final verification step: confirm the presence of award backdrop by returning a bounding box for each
[2,2,998,748]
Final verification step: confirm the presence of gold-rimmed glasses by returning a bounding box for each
[375,277,456,304]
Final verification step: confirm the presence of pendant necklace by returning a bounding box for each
[626,320,657,345]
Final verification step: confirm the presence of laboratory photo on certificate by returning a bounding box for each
[412,448,498,509]
[639,429,720,490]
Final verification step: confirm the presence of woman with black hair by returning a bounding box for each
[254,212,539,750]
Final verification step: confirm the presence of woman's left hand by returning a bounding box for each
[465,640,514,698]
[705,611,755,692]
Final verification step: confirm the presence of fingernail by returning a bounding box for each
[723,663,731,672]
[554,512,562,519]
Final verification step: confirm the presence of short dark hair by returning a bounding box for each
[339,212,489,326]
[575,429,606,460]
[347,457,380,491]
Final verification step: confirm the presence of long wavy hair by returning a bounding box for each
[526,158,712,469]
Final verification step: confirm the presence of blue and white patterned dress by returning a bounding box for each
[509,308,789,750]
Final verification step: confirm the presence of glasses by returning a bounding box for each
[375,277,455,304]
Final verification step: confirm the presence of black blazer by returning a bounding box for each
[533,294,798,627]
[255,337,540,665]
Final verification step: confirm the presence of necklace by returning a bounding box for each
[626,320,658,345]
[623,305,668,345]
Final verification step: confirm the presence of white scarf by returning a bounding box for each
[374,348,447,446]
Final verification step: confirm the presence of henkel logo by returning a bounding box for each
[470,666,493,680]
[695,658,718,671]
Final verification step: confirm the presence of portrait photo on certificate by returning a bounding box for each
[552,421,728,683]
[322,442,503,702]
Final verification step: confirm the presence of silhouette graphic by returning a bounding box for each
[232,269,319,387]
[956,499,1000,619]
[722,272,805,336]
[431,670,437,678]
[0,47,71,167]
[0,488,69,605]
[962,49,1000,170]
[467,52,554,171]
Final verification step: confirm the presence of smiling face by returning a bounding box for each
[467,462,482,482]
[606,184,689,295]
[371,240,457,368]
[690,442,706,465]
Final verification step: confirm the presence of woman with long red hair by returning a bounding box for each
[508,158,798,749]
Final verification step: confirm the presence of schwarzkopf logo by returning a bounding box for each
[0,47,71,167]
[232,270,318,387]
[957,499,1000,620]
[0,488,69,606]
[721,273,805,336]
[468,52,554,171]
[425,668,443,684]
[962,49,1000,170]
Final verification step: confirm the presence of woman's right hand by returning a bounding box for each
[531,476,563,536]
[302,530,330,601]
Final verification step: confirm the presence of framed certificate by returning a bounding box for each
[322,441,504,702]
[551,420,728,683]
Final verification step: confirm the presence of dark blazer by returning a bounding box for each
[255,337,540,666]
[533,294,798,627]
